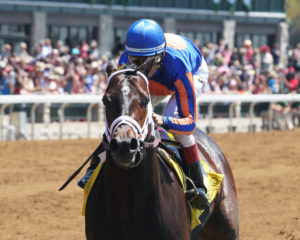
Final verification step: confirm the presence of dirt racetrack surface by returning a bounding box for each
[0,131,299,240]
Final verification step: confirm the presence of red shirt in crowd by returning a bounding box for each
[289,78,299,91]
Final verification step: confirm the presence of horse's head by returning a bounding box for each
[103,61,154,169]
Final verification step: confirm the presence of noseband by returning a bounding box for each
[104,69,159,164]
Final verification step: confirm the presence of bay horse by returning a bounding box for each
[84,62,239,240]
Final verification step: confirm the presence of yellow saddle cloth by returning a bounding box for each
[82,159,104,216]
[81,152,223,232]
[165,154,224,231]
[191,161,223,230]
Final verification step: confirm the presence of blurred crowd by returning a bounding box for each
[0,38,300,96]
[200,39,300,95]
[198,39,300,130]
[0,37,299,130]
[0,39,112,95]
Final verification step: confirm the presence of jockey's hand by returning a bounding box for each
[152,113,164,127]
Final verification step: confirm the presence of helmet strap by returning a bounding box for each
[156,53,164,71]
[156,39,166,71]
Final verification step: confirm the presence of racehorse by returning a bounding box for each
[84,61,239,240]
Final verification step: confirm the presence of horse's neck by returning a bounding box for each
[101,150,190,239]
[103,149,163,213]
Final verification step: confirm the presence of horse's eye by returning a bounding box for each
[140,97,150,108]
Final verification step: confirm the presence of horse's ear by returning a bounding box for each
[106,59,118,78]
[137,56,156,79]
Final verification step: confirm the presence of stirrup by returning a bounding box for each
[185,176,209,210]
[186,188,209,210]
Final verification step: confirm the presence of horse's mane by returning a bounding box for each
[124,64,139,75]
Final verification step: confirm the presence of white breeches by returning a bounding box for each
[151,57,209,148]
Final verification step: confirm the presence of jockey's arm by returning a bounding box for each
[161,71,196,135]
[117,50,196,135]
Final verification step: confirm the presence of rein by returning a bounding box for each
[58,142,103,191]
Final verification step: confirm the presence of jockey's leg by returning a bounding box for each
[77,141,105,189]
[174,133,209,210]
[164,96,209,210]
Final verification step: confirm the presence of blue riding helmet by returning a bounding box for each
[125,19,165,57]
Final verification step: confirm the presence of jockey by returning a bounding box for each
[78,19,209,210]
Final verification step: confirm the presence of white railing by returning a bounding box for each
[198,93,300,132]
[1,94,300,141]
[0,95,103,141]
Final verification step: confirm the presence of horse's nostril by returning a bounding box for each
[129,138,139,151]
[110,138,119,152]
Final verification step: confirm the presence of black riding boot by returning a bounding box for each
[77,142,104,189]
[180,144,210,210]
[183,161,209,210]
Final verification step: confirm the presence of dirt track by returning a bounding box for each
[0,131,299,240]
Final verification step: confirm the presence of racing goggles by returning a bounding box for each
[127,54,162,66]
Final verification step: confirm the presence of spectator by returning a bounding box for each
[229,47,240,65]
[260,45,274,72]
[19,42,30,61]
[271,43,280,66]
[203,42,216,65]
[80,39,90,59]
[252,48,261,72]
[243,39,254,65]
[84,65,95,93]
[70,47,80,63]
[252,73,268,94]
[33,61,47,92]
[221,44,232,65]
[226,78,240,94]
[267,70,279,94]
[71,73,82,94]
[89,40,101,60]
[280,67,299,93]
[217,38,226,54]
[239,47,248,66]
[38,39,53,59]
[290,43,300,72]
[0,61,9,94]
[1,43,12,60]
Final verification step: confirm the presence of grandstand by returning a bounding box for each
[1,0,299,141]
[0,0,287,63]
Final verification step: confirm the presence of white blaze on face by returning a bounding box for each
[122,84,131,110]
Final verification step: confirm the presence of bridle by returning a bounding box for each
[104,69,159,156]
[58,69,163,190]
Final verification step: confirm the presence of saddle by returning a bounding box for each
[155,128,224,231]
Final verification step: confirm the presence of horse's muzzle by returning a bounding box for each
[109,137,142,169]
